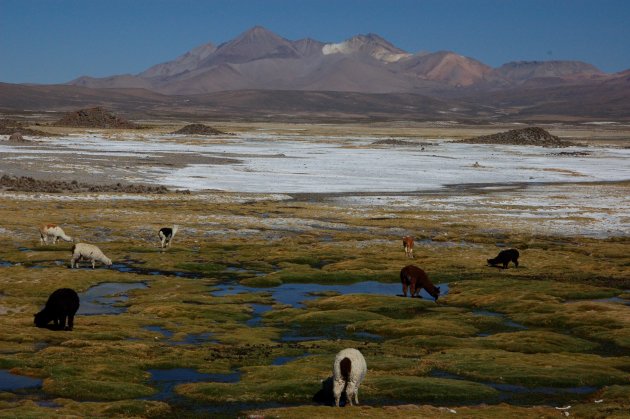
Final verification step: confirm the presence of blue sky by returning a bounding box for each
[1,0,629,84]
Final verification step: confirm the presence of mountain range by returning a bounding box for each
[69,26,616,95]
[1,26,629,122]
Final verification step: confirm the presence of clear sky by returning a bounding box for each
[1,0,629,84]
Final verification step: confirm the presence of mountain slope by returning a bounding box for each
[398,51,492,86]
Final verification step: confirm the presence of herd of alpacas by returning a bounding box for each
[31,227,519,407]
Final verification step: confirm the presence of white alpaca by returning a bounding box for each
[70,243,112,269]
[333,348,367,407]
[158,225,179,248]
[39,223,73,245]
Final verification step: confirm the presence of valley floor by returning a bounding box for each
[0,123,628,418]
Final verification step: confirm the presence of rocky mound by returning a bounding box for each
[0,119,53,137]
[8,132,27,142]
[54,107,139,129]
[171,124,227,135]
[372,138,433,147]
[0,175,185,194]
[457,127,575,148]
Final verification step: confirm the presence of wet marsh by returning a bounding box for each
[0,182,629,417]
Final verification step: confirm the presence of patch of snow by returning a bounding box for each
[322,42,352,55]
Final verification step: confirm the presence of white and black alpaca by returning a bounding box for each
[158,225,179,248]
[333,348,367,407]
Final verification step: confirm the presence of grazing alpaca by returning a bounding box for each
[70,243,112,269]
[39,223,73,245]
[400,265,440,301]
[402,236,414,258]
[158,225,178,248]
[34,288,80,331]
[333,348,367,407]
[487,248,520,269]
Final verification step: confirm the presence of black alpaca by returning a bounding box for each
[487,249,520,269]
[34,288,80,331]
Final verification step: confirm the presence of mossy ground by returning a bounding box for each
[0,181,628,417]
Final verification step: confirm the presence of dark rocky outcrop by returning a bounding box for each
[53,107,139,129]
[170,123,227,135]
[372,138,433,147]
[456,127,575,147]
[0,175,186,194]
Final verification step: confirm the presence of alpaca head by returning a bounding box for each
[429,286,441,301]
[34,311,49,328]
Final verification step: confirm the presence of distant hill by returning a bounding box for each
[2,81,630,123]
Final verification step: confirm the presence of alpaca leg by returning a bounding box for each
[354,386,360,405]
[333,379,344,407]
[92,259,96,269]
[345,382,356,406]
[402,283,408,297]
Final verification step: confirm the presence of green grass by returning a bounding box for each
[0,183,629,417]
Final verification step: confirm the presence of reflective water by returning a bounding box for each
[147,368,241,401]
[77,282,148,315]
[213,281,449,308]
[246,304,273,327]
[109,263,203,279]
[472,309,528,334]
[0,370,42,391]
[429,369,597,402]
[271,353,311,366]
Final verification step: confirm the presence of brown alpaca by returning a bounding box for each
[400,265,440,301]
[402,236,414,258]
